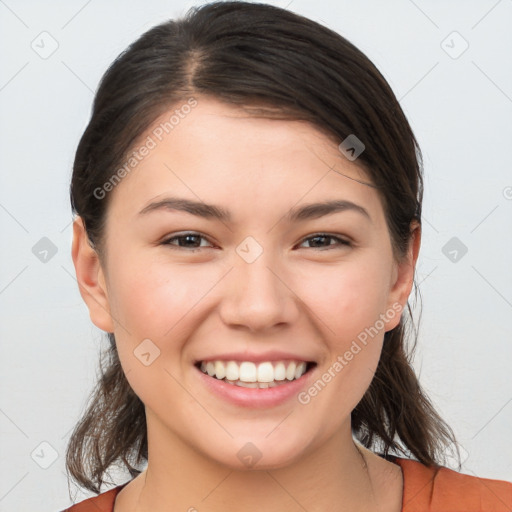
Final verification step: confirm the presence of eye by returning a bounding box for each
[160,232,351,252]
[297,233,352,250]
[161,232,214,252]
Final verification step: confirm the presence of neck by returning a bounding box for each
[125,417,381,512]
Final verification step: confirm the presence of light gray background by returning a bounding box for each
[1,0,511,510]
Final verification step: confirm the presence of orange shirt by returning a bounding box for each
[62,456,512,511]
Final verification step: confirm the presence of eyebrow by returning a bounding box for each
[138,197,371,223]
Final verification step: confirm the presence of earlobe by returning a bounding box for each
[385,222,421,331]
[71,216,114,333]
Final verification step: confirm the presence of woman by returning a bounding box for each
[62,2,512,511]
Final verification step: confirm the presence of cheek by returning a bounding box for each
[105,257,206,408]
[294,260,390,431]
[107,253,219,340]
[103,254,214,389]
[294,254,392,345]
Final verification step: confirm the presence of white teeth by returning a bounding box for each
[235,381,258,388]
[198,359,310,383]
[273,362,286,381]
[257,362,274,383]
[226,379,288,388]
[206,361,216,377]
[225,361,239,381]
[295,362,307,379]
[239,362,257,382]
[214,361,226,380]
[286,362,296,381]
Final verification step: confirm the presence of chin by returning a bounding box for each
[200,433,311,472]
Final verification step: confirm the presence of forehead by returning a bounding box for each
[107,97,383,225]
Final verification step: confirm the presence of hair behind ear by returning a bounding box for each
[352,300,461,469]
[65,334,147,493]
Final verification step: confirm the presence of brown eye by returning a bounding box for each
[298,233,351,250]
[162,232,213,251]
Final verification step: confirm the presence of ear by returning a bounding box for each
[385,221,421,331]
[71,216,114,333]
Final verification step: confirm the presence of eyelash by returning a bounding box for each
[161,232,352,252]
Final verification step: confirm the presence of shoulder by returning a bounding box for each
[393,456,512,512]
[60,483,127,512]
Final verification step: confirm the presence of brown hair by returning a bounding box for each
[67,1,460,493]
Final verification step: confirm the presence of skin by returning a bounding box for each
[72,96,420,511]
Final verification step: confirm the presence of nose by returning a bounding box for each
[218,251,299,333]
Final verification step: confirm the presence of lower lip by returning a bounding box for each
[195,365,315,408]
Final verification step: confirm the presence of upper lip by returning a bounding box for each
[195,350,316,364]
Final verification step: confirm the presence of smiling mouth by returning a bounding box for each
[195,360,317,388]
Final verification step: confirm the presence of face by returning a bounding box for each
[73,96,419,471]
